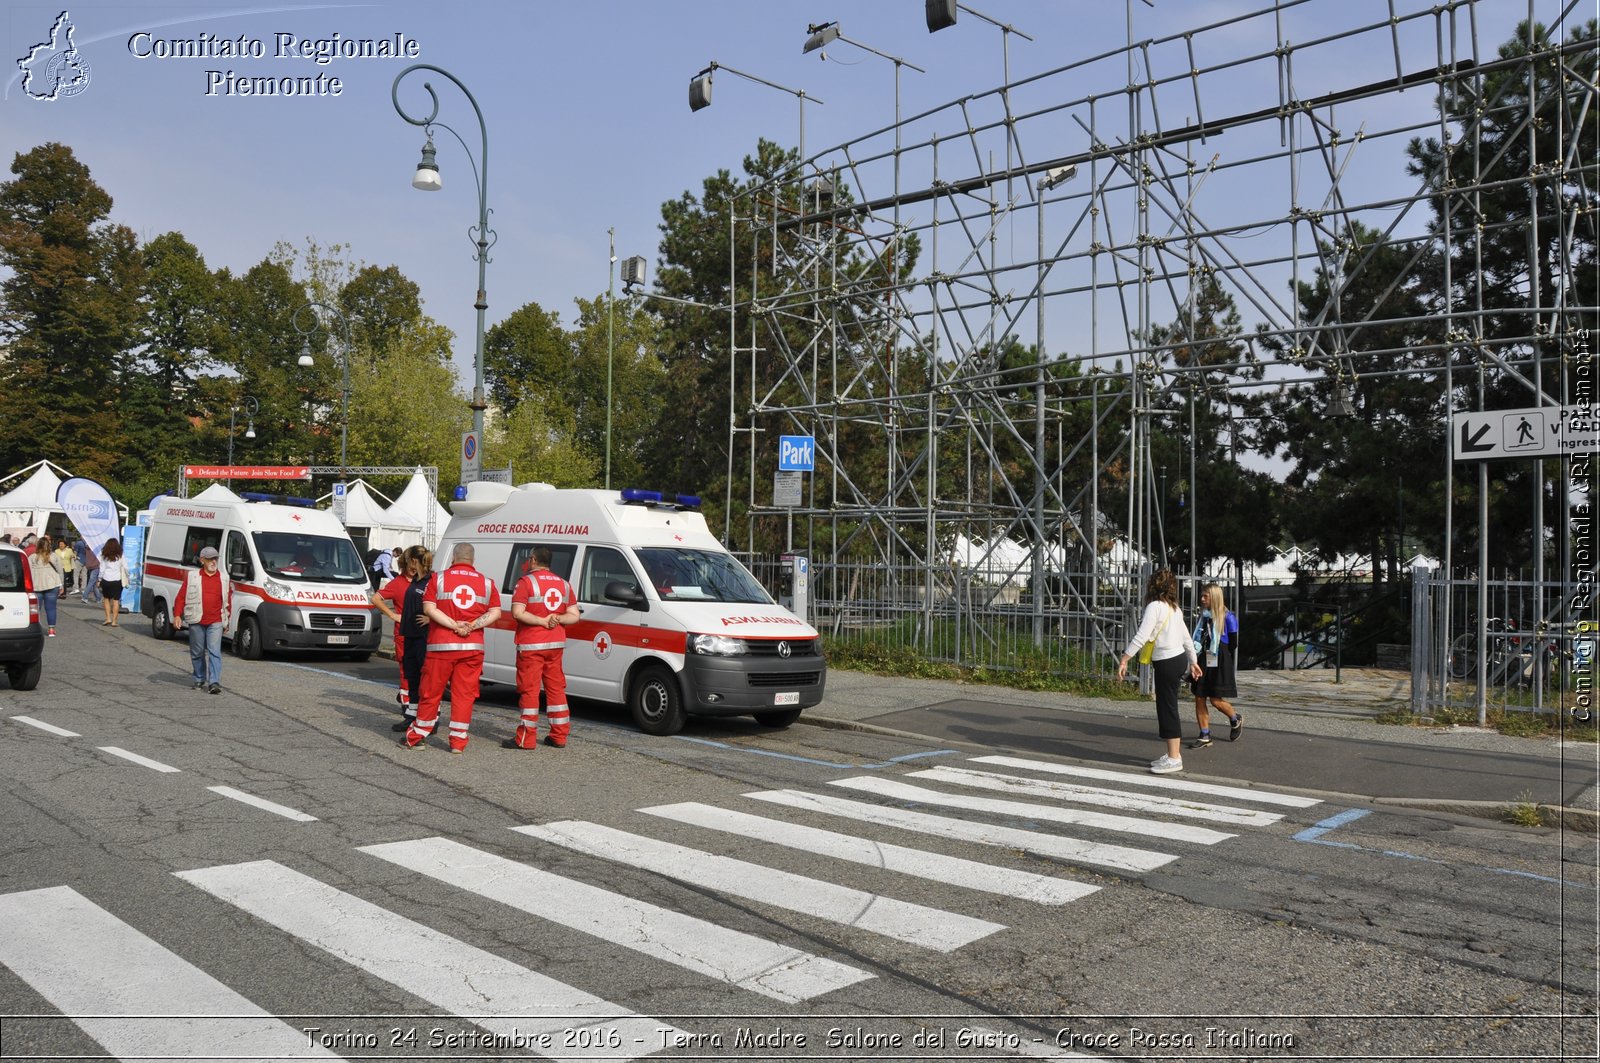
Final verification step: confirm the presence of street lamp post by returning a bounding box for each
[606,228,616,490]
[392,64,494,466]
[292,301,352,471]
[226,395,259,473]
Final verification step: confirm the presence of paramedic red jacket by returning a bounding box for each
[513,568,576,650]
[426,564,501,651]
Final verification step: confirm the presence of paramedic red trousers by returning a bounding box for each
[512,645,570,747]
[406,648,484,752]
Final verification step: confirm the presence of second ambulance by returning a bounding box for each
[441,482,826,734]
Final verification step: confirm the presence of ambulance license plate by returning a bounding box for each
[774,692,800,705]
[326,635,349,645]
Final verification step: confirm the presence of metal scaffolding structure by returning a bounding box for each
[720,0,1597,674]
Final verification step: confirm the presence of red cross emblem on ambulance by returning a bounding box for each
[593,631,613,660]
[542,586,565,612]
[450,584,478,610]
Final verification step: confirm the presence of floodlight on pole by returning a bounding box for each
[687,60,821,159]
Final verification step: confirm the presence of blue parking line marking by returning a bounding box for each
[670,734,960,770]
[1294,806,1592,889]
[1292,807,1371,841]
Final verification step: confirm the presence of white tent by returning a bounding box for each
[324,479,422,553]
[379,472,448,550]
[0,460,129,538]
[192,483,242,502]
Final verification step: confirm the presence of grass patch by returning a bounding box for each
[1505,790,1543,828]
[1370,703,1600,741]
[822,636,1140,701]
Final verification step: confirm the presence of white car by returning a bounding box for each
[0,544,44,690]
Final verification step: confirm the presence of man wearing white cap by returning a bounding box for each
[173,545,233,694]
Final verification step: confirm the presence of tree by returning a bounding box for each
[339,264,422,355]
[566,293,669,489]
[0,142,144,477]
[484,301,572,414]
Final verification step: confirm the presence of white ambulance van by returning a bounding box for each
[440,482,826,735]
[141,487,380,660]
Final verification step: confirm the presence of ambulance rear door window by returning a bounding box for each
[503,543,577,591]
[182,527,223,567]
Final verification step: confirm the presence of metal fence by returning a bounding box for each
[742,553,1151,678]
[1411,567,1595,720]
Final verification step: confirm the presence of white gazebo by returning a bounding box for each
[0,460,128,538]
[379,472,449,550]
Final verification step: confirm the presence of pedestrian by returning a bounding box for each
[390,545,433,733]
[53,537,75,595]
[369,548,414,710]
[371,546,395,583]
[171,546,232,694]
[503,545,580,750]
[98,537,126,626]
[80,542,101,605]
[1187,583,1243,749]
[28,535,64,638]
[1116,569,1202,774]
[401,542,501,753]
[20,533,37,559]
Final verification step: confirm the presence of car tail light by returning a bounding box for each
[21,560,33,592]
[27,592,38,626]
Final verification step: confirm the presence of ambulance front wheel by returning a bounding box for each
[234,615,264,660]
[630,665,686,736]
[754,708,802,728]
[151,600,175,641]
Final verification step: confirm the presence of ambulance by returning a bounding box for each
[140,487,380,660]
[439,482,827,735]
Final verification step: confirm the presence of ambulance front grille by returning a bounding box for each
[748,671,821,687]
[308,612,367,631]
[745,639,819,657]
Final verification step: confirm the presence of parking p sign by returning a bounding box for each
[778,435,815,472]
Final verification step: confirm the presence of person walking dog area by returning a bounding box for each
[1116,569,1202,774]
[172,546,232,693]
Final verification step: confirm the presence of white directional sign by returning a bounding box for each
[1452,405,1598,461]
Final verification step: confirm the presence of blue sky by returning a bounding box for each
[1,1,1567,389]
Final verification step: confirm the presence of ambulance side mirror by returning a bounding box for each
[229,561,249,580]
[604,580,647,610]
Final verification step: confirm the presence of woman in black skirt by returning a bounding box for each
[1187,582,1242,748]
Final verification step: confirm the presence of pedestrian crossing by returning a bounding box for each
[2,753,1320,1060]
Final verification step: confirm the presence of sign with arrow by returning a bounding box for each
[1452,405,1599,461]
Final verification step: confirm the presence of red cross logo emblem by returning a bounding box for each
[593,631,612,660]
[450,584,477,610]
[543,587,565,612]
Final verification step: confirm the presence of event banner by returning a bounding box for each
[183,465,311,480]
[55,476,122,555]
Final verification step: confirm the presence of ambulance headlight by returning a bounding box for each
[690,634,747,656]
[263,577,296,601]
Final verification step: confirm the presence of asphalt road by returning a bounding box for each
[1,602,1594,1061]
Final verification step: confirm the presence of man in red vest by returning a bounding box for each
[402,541,501,753]
[503,545,580,749]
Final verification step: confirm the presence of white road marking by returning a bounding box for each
[176,860,679,1061]
[515,820,1004,951]
[745,789,1177,873]
[909,765,1283,826]
[829,776,1236,845]
[10,715,79,737]
[97,746,180,773]
[360,836,872,1003]
[206,786,317,823]
[973,756,1324,807]
[0,884,342,1061]
[640,802,1100,905]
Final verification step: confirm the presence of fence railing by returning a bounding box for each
[1411,567,1595,719]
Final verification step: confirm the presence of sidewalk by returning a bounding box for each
[805,666,1600,830]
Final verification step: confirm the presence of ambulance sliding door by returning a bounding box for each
[569,544,644,703]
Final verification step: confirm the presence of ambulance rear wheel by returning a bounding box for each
[234,615,263,660]
[629,665,685,736]
[754,708,802,728]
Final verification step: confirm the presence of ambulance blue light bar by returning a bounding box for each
[620,488,702,510]
[286,496,315,507]
[241,491,273,503]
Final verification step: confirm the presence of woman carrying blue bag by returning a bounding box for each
[1187,582,1242,749]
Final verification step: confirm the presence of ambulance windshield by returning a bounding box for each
[635,547,771,604]
[253,532,368,583]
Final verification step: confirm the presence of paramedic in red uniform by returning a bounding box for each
[503,545,580,749]
[369,558,413,713]
[402,542,501,753]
